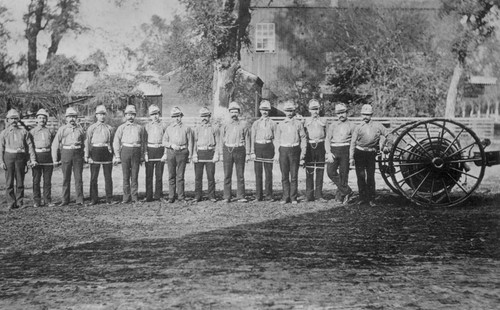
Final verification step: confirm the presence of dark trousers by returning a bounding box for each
[305,142,325,200]
[223,145,246,200]
[89,147,113,203]
[145,147,165,201]
[167,148,189,200]
[4,152,27,208]
[61,149,84,204]
[32,151,53,205]
[279,146,300,202]
[121,146,141,202]
[354,149,377,202]
[327,145,352,200]
[194,149,216,200]
[254,143,274,200]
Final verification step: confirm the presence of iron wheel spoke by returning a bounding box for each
[410,171,431,198]
[406,131,434,160]
[397,166,429,185]
[444,171,469,195]
[442,128,465,155]
[447,166,480,180]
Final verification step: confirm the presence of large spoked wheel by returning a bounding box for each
[387,118,486,207]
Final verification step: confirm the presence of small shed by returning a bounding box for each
[69,71,163,117]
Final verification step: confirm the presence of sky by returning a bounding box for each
[1,0,183,72]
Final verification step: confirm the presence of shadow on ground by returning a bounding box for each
[2,193,499,286]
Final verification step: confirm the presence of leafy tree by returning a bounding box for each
[179,0,252,113]
[273,6,451,117]
[440,0,500,117]
[30,54,79,92]
[23,0,86,81]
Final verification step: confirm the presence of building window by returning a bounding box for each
[255,23,275,53]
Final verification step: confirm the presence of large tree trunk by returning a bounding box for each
[212,57,240,117]
[25,0,46,82]
[445,62,463,118]
[47,31,63,59]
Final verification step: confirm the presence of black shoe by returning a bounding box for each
[9,205,20,209]
[168,198,175,203]
[224,199,231,203]
[343,192,354,205]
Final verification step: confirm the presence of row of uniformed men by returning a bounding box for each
[0,99,387,209]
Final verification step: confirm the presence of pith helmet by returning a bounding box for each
[95,105,107,114]
[228,101,241,111]
[335,103,347,114]
[199,106,211,117]
[259,100,271,111]
[360,104,373,115]
[283,100,295,112]
[171,106,183,117]
[6,109,20,119]
[308,99,320,110]
[65,107,78,117]
[148,105,160,115]
[124,105,137,114]
[36,108,49,118]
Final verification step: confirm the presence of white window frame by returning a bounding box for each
[255,23,275,53]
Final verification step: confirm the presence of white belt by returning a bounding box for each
[147,143,163,148]
[35,147,51,152]
[92,143,109,147]
[225,143,244,147]
[280,143,299,147]
[5,148,25,153]
[62,145,81,150]
[197,146,215,150]
[169,144,186,150]
[308,139,324,143]
[255,140,272,144]
[122,143,141,148]
[356,146,377,152]
[331,142,350,147]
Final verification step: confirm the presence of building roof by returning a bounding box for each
[469,76,497,85]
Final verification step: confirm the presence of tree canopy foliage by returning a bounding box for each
[271,7,452,117]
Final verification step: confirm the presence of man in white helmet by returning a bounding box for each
[250,100,276,201]
[192,107,220,202]
[350,104,388,207]
[30,108,55,207]
[85,105,115,205]
[161,106,193,203]
[0,109,36,209]
[113,105,145,204]
[220,101,251,203]
[325,102,356,204]
[143,104,167,202]
[51,107,86,206]
[304,99,327,202]
[274,100,307,204]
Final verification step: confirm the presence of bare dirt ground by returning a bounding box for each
[1,159,500,309]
